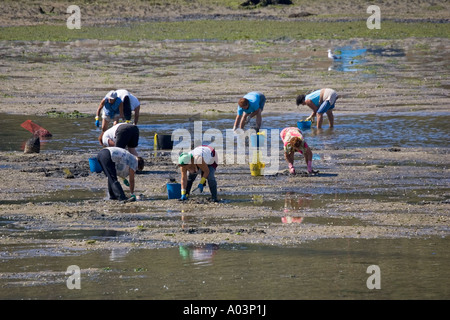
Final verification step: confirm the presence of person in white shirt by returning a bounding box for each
[177,145,218,202]
[96,147,144,202]
[98,123,140,156]
[95,89,141,132]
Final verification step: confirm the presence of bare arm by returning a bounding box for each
[284,150,295,166]
[97,99,105,117]
[98,132,104,146]
[133,105,140,125]
[180,167,188,190]
[119,102,124,120]
[305,99,318,118]
[233,114,242,130]
[197,159,210,180]
[239,113,249,129]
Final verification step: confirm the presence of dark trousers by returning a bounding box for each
[97,149,127,200]
[186,165,218,201]
[115,123,139,149]
[123,96,132,121]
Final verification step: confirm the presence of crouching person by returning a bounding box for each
[280,127,318,175]
[97,147,144,202]
[178,145,218,202]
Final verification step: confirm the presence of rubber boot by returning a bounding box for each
[108,182,117,200]
[208,178,218,202]
[111,181,127,201]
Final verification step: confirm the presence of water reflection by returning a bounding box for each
[282,193,309,223]
[328,46,367,72]
[281,216,303,224]
[2,237,448,299]
[179,244,219,266]
[109,247,131,262]
[283,192,312,213]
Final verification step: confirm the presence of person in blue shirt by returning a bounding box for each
[296,88,338,129]
[233,91,266,131]
[95,90,124,132]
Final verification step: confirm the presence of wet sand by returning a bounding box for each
[0,145,448,251]
[0,1,449,253]
[1,37,449,117]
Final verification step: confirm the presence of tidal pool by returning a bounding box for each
[1,112,449,153]
[0,237,448,300]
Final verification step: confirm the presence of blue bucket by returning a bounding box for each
[297,120,311,130]
[89,157,103,173]
[250,133,265,148]
[167,183,181,199]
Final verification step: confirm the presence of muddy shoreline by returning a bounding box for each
[0,144,448,251]
[0,1,449,254]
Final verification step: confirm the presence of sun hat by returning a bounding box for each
[178,152,192,165]
[106,90,117,100]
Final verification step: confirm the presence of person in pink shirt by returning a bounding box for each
[280,127,318,175]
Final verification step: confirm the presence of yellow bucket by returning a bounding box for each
[250,161,265,176]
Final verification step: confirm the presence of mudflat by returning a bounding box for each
[0,0,449,252]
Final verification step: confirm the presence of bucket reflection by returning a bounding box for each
[179,244,219,267]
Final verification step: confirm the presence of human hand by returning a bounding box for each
[180,189,188,201]
[123,178,129,186]
[95,116,100,127]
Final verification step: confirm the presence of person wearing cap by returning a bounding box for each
[178,145,218,202]
[96,147,145,202]
[98,122,140,156]
[233,91,266,131]
[296,88,338,129]
[280,127,318,175]
[115,89,141,126]
[95,90,124,132]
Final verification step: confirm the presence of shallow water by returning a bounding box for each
[0,237,448,300]
[1,112,449,153]
[1,39,449,300]
[0,188,105,205]
[327,46,369,72]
